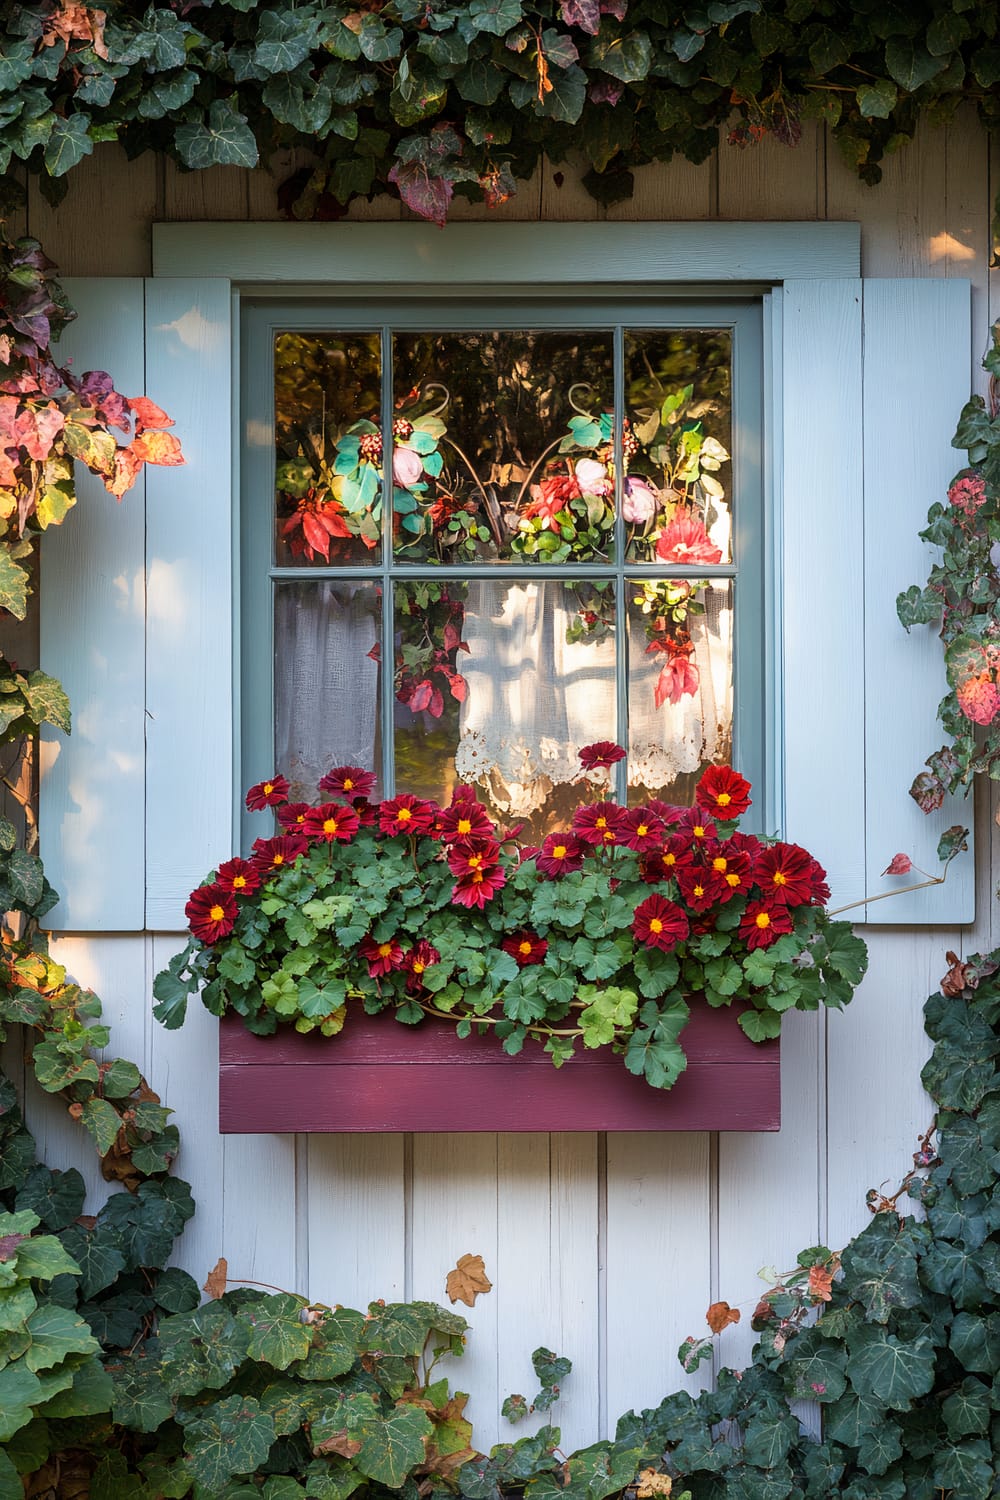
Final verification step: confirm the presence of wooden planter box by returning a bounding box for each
[218,1005,780,1133]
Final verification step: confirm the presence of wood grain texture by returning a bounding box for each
[862,279,974,923]
[163,161,249,220]
[144,278,233,929]
[718,122,823,221]
[28,147,158,277]
[305,1135,406,1307]
[41,278,146,931]
[607,157,713,222]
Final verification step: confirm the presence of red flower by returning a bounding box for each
[447,838,501,879]
[620,807,665,852]
[451,865,506,908]
[523,473,582,531]
[359,934,405,977]
[677,808,716,843]
[438,800,496,843]
[807,857,831,905]
[404,940,441,991]
[302,802,360,843]
[502,932,549,967]
[536,832,586,878]
[276,802,312,830]
[378,794,437,837]
[703,841,752,901]
[739,901,794,950]
[245,774,290,811]
[645,800,687,829]
[250,834,308,876]
[354,799,378,827]
[677,866,726,912]
[753,843,816,906]
[318,765,377,801]
[632,894,690,951]
[579,741,626,771]
[215,857,260,897]
[639,836,695,884]
[655,513,723,566]
[186,883,238,944]
[696,764,752,821]
[572,802,624,847]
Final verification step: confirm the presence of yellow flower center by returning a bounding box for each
[693,825,706,838]
[378,942,392,958]
[650,918,664,934]
[664,853,676,867]
[596,816,607,830]
[272,853,285,865]
[458,817,472,834]
[693,884,705,899]
[756,912,771,929]
[717,792,732,807]
[468,854,483,869]
[344,777,354,790]
[472,871,484,884]
[712,857,728,873]
[726,873,740,888]
[413,960,425,974]
[323,818,338,834]
[264,782,274,796]
[233,875,246,890]
[637,823,649,838]
[397,806,412,823]
[773,871,787,886]
[553,844,567,859]
[209,904,224,922]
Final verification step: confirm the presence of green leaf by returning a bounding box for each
[43,113,93,176]
[80,1097,122,1157]
[13,1234,80,1283]
[238,1293,312,1370]
[184,1396,276,1491]
[22,671,70,734]
[175,100,258,170]
[468,0,522,34]
[846,1331,936,1410]
[0,549,30,619]
[343,1394,433,1488]
[884,37,944,93]
[932,1440,994,1499]
[58,1226,125,1300]
[23,1301,99,1372]
[857,79,898,119]
[37,1356,113,1417]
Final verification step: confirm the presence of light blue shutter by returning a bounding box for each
[40,278,233,932]
[782,278,974,924]
[40,280,147,931]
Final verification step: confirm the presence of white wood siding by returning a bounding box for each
[25,106,997,1449]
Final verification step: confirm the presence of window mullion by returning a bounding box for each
[380,324,396,799]
[613,323,627,804]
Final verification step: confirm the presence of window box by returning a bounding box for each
[217,1005,779,1134]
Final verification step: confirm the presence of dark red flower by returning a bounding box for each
[739,901,794,950]
[451,865,506,908]
[318,765,377,801]
[404,939,441,991]
[677,866,726,912]
[245,774,290,811]
[186,883,238,944]
[807,857,831,905]
[639,835,695,883]
[753,843,816,906]
[645,800,687,830]
[250,834,308,876]
[354,799,378,827]
[632,894,690,951]
[215,857,260,897]
[579,741,626,771]
[696,764,752,821]
[447,838,502,879]
[276,802,312,830]
[438,799,496,843]
[677,807,717,842]
[619,807,665,853]
[729,830,764,860]
[359,934,405,977]
[572,802,624,847]
[536,832,586,878]
[378,794,437,837]
[501,932,549,967]
[302,802,360,843]
[703,841,753,901]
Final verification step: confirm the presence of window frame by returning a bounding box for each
[240,294,765,848]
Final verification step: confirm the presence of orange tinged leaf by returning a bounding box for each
[705,1300,741,1335]
[808,1263,835,1302]
[636,1470,673,1498]
[127,396,174,431]
[445,1252,492,1307]
[203,1257,228,1300]
[132,430,184,467]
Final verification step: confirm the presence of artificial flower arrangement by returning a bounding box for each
[154,750,868,1092]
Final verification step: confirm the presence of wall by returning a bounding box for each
[9,108,1000,1451]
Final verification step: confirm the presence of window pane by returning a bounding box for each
[392,330,614,563]
[394,577,617,840]
[273,331,382,567]
[623,329,732,565]
[626,576,733,805]
[275,581,382,803]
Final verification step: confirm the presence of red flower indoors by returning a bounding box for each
[250,834,308,876]
[696,764,752,821]
[318,765,377,800]
[359,934,405,977]
[245,774,290,811]
[378,794,437,837]
[739,902,794,950]
[655,513,723,566]
[404,940,441,991]
[573,802,624,846]
[632,894,690,951]
[523,473,582,531]
[578,741,626,771]
[215,857,260,897]
[753,843,816,906]
[501,932,549,967]
[186,884,238,944]
[302,803,360,843]
[536,832,586,877]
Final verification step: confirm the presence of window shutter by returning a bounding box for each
[782,278,974,924]
[144,279,233,930]
[40,279,146,931]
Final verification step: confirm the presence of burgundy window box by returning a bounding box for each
[218,1005,780,1133]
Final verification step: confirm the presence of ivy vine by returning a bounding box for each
[3,1,1000,230]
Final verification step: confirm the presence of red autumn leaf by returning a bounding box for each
[302,511,334,559]
[132,430,184,467]
[881,853,913,876]
[808,1264,834,1302]
[705,1300,741,1334]
[429,687,444,718]
[410,680,433,713]
[450,673,467,703]
[127,396,174,431]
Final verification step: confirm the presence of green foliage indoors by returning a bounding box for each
[4,0,1000,224]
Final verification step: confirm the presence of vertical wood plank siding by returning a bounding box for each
[22,107,990,1446]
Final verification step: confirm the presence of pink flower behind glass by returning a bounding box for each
[655,513,723,566]
[575,457,611,495]
[623,478,657,524]
[392,446,424,487]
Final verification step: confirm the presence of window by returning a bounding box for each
[241,297,764,844]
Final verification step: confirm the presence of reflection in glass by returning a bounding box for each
[273,331,381,567]
[392,330,614,563]
[626,577,733,806]
[394,579,617,840]
[275,581,381,803]
[623,329,733,565]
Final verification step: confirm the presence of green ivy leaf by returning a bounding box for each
[468,0,523,35]
[846,1331,936,1410]
[238,1293,312,1370]
[43,113,93,176]
[175,99,258,170]
[184,1395,277,1491]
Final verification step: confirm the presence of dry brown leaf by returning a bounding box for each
[445,1252,492,1307]
[705,1300,741,1335]
[941,950,969,998]
[636,1469,673,1498]
[313,1431,363,1459]
[203,1257,228,1299]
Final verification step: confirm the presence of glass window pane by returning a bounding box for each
[275,580,382,803]
[623,329,732,565]
[274,331,382,567]
[626,576,733,805]
[394,578,617,840]
[392,330,614,563]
